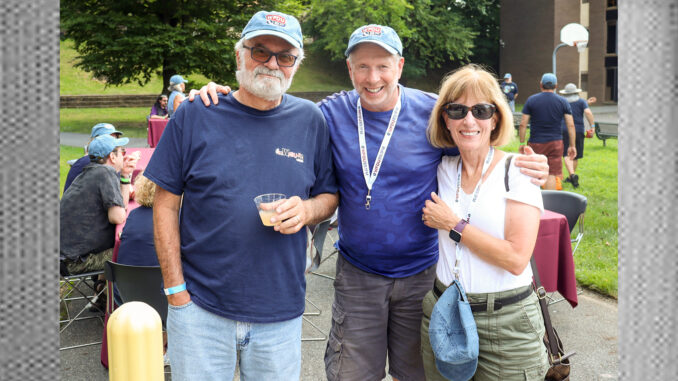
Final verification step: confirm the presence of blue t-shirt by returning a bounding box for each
[63,155,91,193]
[501,81,518,101]
[318,86,458,278]
[117,206,158,267]
[144,93,337,323]
[561,98,588,134]
[167,90,184,117]
[522,92,572,143]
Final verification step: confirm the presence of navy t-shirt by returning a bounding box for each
[117,206,158,267]
[561,98,588,133]
[501,82,518,101]
[319,86,458,278]
[522,92,572,143]
[144,93,337,323]
[63,155,91,193]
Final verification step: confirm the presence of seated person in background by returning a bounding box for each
[117,172,158,267]
[60,134,137,276]
[63,123,124,193]
[149,94,169,119]
[167,74,188,117]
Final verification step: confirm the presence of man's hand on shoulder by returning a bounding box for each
[187,82,231,107]
[514,145,549,186]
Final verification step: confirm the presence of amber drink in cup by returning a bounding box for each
[253,193,286,226]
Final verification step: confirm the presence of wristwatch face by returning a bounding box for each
[449,229,461,243]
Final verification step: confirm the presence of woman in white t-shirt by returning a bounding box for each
[420,64,548,381]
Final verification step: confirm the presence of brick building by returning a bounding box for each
[500,0,618,104]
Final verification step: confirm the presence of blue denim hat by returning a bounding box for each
[345,24,403,57]
[90,123,123,138]
[541,73,557,86]
[88,134,129,159]
[504,73,512,79]
[429,280,479,381]
[169,74,188,86]
[241,11,303,49]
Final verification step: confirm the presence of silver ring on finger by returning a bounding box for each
[296,216,301,224]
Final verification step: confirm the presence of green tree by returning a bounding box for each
[304,0,483,80]
[60,0,306,93]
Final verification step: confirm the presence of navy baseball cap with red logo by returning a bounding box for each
[345,24,403,57]
[240,11,303,49]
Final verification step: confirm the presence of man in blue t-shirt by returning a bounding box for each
[191,25,549,381]
[519,73,576,190]
[500,73,519,112]
[143,11,338,380]
[559,83,596,188]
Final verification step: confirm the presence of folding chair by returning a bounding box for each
[303,219,331,341]
[59,266,106,350]
[310,209,339,281]
[541,190,587,254]
[541,190,588,304]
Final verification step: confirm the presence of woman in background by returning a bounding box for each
[149,94,169,119]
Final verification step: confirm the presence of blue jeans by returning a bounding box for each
[167,301,302,381]
[508,99,516,112]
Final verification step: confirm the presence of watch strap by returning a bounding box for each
[453,219,468,234]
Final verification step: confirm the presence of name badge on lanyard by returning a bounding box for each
[356,87,402,210]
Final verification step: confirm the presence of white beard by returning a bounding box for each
[236,55,294,101]
[565,94,580,102]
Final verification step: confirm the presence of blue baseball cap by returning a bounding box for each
[541,73,557,86]
[504,73,512,79]
[90,123,123,138]
[428,281,479,381]
[345,24,403,57]
[88,134,129,159]
[241,11,303,49]
[169,74,188,86]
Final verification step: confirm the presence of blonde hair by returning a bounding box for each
[133,172,157,207]
[427,64,514,148]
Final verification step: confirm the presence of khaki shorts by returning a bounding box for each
[421,279,549,381]
[64,248,113,275]
[528,140,563,176]
[325,254,436,381]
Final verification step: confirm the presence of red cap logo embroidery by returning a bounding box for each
[361,26,382,36]
[266,14,286,27]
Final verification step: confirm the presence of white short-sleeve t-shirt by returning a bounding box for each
[436,153,544,293]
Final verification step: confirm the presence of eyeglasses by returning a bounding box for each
[242,45,298,67]
[443,103,496,120]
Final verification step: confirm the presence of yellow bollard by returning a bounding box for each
[107,301,164,381]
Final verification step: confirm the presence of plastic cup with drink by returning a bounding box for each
[253,193,286,226]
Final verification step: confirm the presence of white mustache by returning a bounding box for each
[254,66,284,81]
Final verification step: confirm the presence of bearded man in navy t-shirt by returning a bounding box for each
[144,11,338,380]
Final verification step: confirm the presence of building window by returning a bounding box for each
[607,0,617,7]
[580,72,588,92]
[606,68,618,102]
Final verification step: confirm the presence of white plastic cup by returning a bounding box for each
[253,193,286,226]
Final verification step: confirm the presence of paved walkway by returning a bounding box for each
[60,228,618,380]
[60,132,148,149]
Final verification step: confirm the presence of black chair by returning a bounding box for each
[541,190,587,304]
[303,219,332,341]
[541,190,587,255]
[103,261,167,326]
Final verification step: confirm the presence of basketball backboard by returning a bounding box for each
[560,23,589,46]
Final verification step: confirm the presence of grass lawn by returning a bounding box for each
[60,133,618,297]
[60,108,149,138]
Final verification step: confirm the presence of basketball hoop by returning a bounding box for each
[574,40,588,53]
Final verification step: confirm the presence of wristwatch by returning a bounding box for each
[449,219,468,243]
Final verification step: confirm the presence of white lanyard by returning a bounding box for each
[452,146,495,280]
[356,88,402,210]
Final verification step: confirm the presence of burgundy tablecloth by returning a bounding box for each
[124,147,154,183]
[100,200,141,368]
[147,119,169,148]
[533,209,578,307]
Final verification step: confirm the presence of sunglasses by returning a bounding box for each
[443,103,496,120]
[243,45,298,67]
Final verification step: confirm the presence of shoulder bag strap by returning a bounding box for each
[530,257,560,358]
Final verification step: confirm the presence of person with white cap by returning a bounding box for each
[500,73,518,112]
[63,123,125,192]
[519,73,576,190]
[167,74,188,117]
[60,133,137,275]
[191,23,549,381]
[143,10,338,380]
[559,83,595,188]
